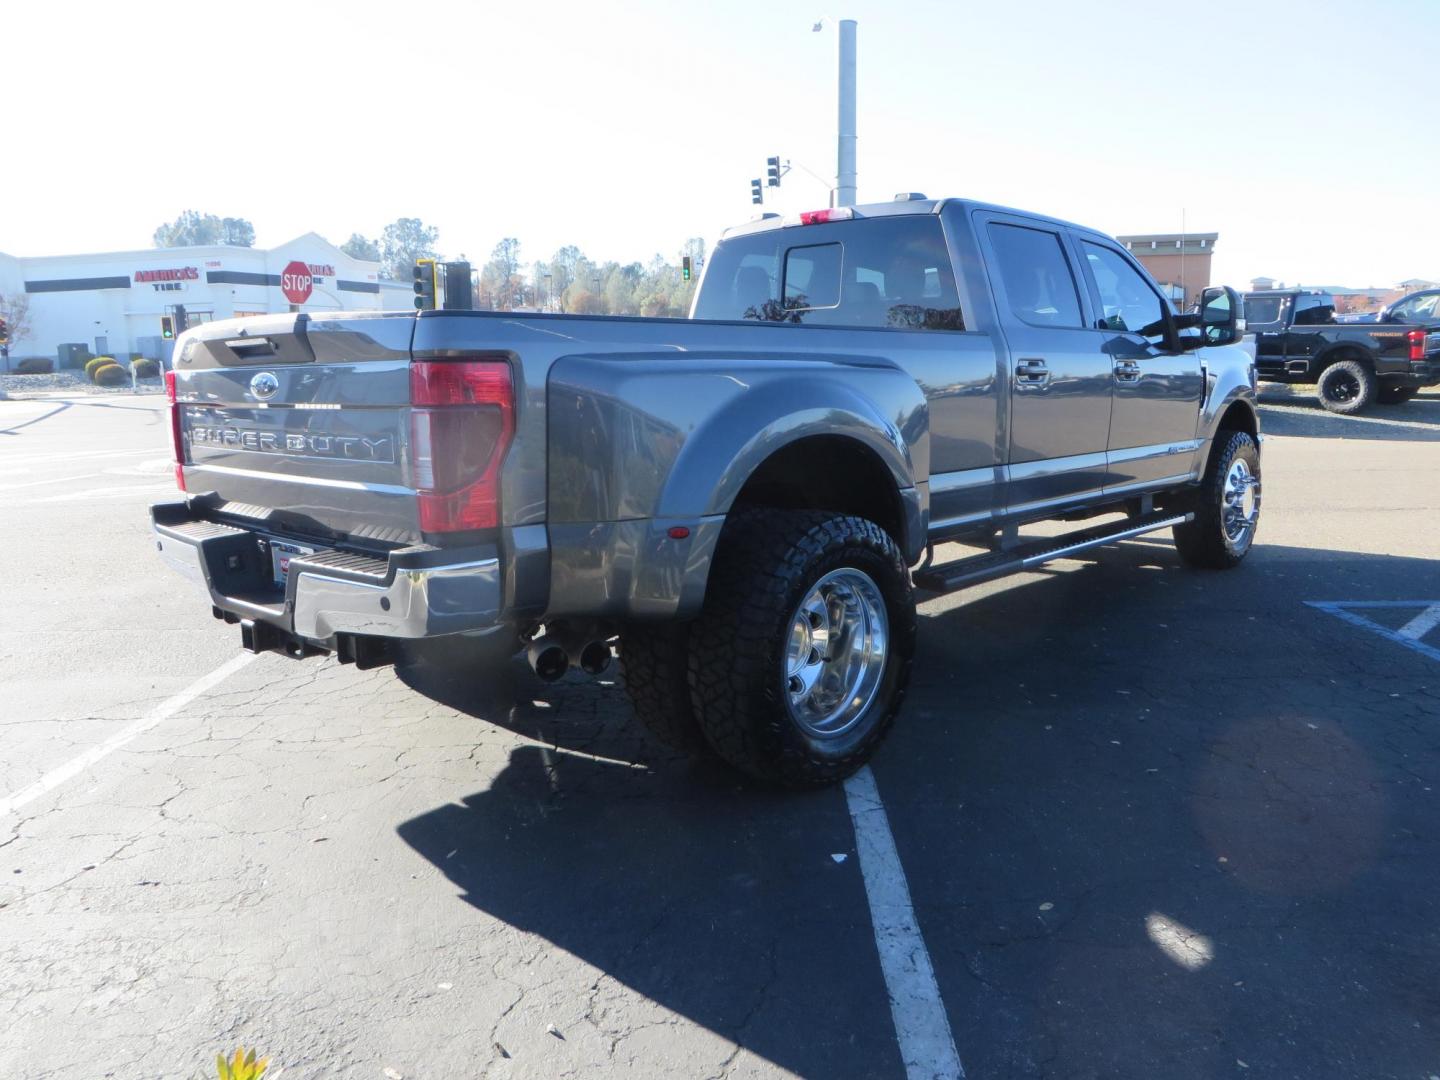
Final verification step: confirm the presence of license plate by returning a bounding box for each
[270,541,315,586]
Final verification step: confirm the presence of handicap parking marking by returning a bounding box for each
[1306,601,1440,663]
[1398,604,1440,642]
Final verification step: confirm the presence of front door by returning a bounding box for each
[1075,240,1204,491]
[979,215,1113,516]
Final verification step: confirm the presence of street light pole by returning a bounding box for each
[836,18,857,207]
[814,17,858,208]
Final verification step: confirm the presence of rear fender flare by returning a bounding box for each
[1314,345,1373,372]
[655,368,929,523]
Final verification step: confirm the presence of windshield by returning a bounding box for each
[1391,292,1440,321]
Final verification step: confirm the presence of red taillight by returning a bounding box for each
[798,207,854,225]
[164,370,186,492]
[1408,328,1427,362]
[408,359,514,532]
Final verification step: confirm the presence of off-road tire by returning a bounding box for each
[1316,359,1376,415]
[1375,384,1419,405]
[620,623,707,754]
[1173,430,1261,570]
[686,508,916,789]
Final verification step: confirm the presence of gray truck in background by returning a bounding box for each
[151,195,1259,789]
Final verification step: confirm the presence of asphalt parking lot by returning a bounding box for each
[2,387,1438,1080]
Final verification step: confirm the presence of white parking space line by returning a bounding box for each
[0,473,101,492]
[844,765,964,1079]
[0,448,155,473]
[0,653,257,818]
[1399,604,1440,641]
[26,483,174,504]
[1307,601,1440,664]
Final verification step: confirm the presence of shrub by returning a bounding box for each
[132,358,160,378]
[91,363,129,386]
[85,356,117,380]
[14,358,53,375]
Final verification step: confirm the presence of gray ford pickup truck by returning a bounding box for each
[151,195,1260,788]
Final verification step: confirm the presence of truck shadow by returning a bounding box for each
[395,540,1440,1078]
[393,675,907,1076]
[0,401,71,435]
[1257,384,1440,440]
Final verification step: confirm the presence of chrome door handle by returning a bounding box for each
[1114,360,1141,383]
[1015,358,1050,389]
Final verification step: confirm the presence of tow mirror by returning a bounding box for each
[1198,285,1245,346]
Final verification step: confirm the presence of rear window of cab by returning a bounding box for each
[694,216,966,331]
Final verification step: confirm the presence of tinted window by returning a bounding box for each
[1082,241,1167,339]
[986,223,1083,328]
[693,216,965,331]
[1244,296,1287,326]
[1293,296,1335,325]
[784,244,842,310]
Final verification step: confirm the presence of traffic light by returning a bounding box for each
[160,315,175,340]
[750,178,763,205]
[0,317,8,344]
[441,261,473,310]
[413,258,438,310]
[681,256,692,282]
[766,156,782,187]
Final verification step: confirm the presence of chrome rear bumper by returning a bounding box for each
[150,501,503,642]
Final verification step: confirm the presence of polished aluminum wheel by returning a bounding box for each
[1222,458,1261,544]
[783,568,889,738]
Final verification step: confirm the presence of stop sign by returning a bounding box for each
[280,260,312,305]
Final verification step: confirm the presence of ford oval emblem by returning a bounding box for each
[250,371,279,400]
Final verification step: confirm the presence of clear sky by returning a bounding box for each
[5,0,1436,289]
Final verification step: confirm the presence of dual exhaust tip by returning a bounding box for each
[526,634,612,682]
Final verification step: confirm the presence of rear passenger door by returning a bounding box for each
[1282,294,1337,366]
[1075,238,1204,491]
[692,214,1002,533]
[977,213,1112,515]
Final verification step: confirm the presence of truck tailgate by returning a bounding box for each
[173,313,419,546]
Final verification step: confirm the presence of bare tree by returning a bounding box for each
[380,218,440,281]
[153,211,256,247]
[340,233,381,262]
[478,238,524,309]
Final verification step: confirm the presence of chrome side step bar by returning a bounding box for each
[913,511,1193,595]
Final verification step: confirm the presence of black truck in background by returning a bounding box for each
[1244,288,1440,413]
